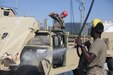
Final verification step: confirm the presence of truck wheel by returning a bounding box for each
[107,58,113,70]
[14,65,40,75]
[108,70,113,75]
[72,68,79,75]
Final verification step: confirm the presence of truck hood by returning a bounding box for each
[0,17,39,63]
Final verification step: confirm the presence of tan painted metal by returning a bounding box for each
[101,32,113,57]
[0,17,39,70]
[0,7,16,17]
[41,48,79,75]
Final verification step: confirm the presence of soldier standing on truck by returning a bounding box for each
[76,18,107,75]
[49,10,68,30]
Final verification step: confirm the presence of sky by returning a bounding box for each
[0,0,113,26]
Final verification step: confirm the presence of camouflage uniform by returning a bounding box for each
[53,18,64,30]
[87,66,107,75]
[49,13,65,30]
[87,38,107,75]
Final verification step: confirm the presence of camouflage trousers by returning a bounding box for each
[87,66,107,75]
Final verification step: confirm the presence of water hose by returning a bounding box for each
[77,0,95,57]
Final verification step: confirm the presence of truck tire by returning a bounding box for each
[108,70,113,75]
[107,58,113,70]
[14,65,40,75]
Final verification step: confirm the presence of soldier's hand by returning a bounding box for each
[49,12,56,16]
[75,37,83,47]
[84,41,91,49]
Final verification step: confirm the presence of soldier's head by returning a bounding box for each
[90,18,104,38]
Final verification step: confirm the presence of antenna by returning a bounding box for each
[16,0,18,13]
[70,0,77,34]
[79,0,85,35]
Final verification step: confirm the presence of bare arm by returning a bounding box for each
[76,38,96,63]
[80,46,96,63]
[49,12,64,29]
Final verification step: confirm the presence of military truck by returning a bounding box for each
[0,14,80,75]
[0,7,79,75]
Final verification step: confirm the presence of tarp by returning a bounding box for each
[104,25,113,32]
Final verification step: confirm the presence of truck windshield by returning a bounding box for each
[27,33,50,46]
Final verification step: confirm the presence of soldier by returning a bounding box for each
[76,18,107,75]
[49,10,68,30]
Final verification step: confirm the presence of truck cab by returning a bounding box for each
[19,29,79,75]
